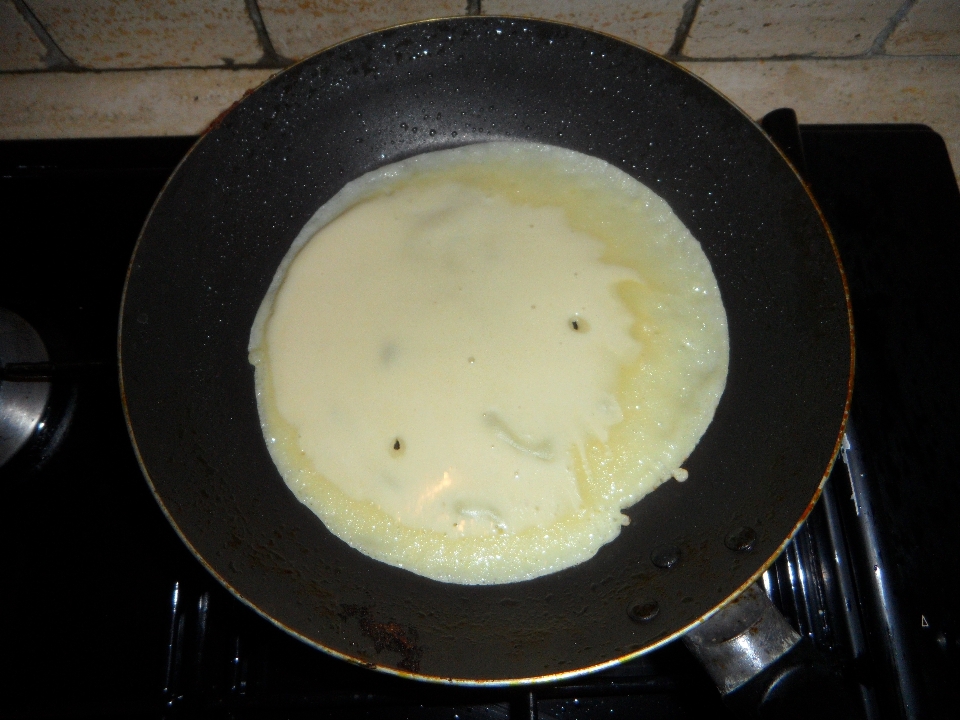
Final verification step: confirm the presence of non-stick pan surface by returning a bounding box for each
[120,17,851,683]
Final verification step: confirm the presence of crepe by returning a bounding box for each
[249,142,729,584]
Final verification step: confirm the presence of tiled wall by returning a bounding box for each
[1,0,959,177]
[3,0,957,72]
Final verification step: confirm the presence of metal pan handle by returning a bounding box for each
[684,582,862,719]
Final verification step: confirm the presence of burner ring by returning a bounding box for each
[0,309,51,468]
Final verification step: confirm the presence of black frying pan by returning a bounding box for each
[119,17,851,683]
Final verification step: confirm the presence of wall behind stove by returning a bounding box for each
[1,0,958,174]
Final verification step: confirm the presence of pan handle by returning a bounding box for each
[683,583,862,719]
[683,583,799,694]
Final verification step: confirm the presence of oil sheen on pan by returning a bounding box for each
[248,141,730,585]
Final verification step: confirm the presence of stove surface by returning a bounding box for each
[1,122,958,719]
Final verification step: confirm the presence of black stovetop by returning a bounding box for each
[1,119,958,719]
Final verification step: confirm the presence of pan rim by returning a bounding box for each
[118,15,855,686]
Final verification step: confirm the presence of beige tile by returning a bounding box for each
[1,57,957,183]
[0,0,46,70]
[27,0,263,69]
[482,0,688,54]
[258,0,466,61]
[681,57,960,179]
[685,0,903,58]
[887,0,960,55]
[0,68,275,137]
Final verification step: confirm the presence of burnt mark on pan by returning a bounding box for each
[340,605,423,672]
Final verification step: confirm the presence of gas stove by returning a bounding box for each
[1,113,958,719]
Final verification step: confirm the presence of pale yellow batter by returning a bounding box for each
[249,142,729,584]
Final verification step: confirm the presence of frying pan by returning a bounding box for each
[119,17,851,683]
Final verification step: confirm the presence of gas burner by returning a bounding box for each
[0,308,51,468]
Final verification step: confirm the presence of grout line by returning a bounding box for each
[0,65,282,76]
[670,49,960,63]
[244,0,291,68]
[676,51,960,62]
[13,0,78,70]
[681,53,872,62]
[666,0,702,58]
[467,0,481,16]
[1,53,958,76]
[869,0,917,55]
